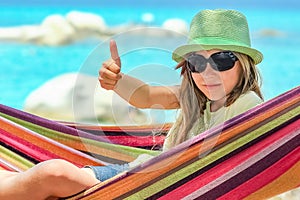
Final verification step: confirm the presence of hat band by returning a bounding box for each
[188,37,251,48]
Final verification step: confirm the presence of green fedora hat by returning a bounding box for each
[172,9,263,64]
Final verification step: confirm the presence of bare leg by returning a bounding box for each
[0,159,100,199]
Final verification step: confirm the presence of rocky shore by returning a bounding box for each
[0,10,189,46]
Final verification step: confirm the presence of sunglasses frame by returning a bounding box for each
[186,51,238,73]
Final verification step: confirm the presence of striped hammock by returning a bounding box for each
[0,86,299,199]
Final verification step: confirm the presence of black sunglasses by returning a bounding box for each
[186,51,238,73]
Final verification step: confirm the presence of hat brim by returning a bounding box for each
[172,44,263,65]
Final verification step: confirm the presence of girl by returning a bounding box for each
[0,9,263,199]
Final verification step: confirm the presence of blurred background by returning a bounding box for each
[0,0,299,124]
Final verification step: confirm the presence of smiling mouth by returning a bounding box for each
[203,84,222,88]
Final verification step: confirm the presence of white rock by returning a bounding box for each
[0,15,75,45]
[0,27,23,41]
[66,11,107,32]
[0,25,44,42]
[40,14,75,45]
[24,73,149,125]
[162,18,188,35]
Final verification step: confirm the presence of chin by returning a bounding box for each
[204,92,226,102]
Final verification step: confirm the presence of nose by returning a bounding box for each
[201,62,217,76]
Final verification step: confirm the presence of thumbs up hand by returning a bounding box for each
[99,40,122,90]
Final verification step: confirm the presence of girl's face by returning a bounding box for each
[190,50,241,103]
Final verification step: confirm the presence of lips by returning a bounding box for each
[203,84,222,89]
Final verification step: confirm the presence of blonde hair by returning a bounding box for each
[168,52,263,148]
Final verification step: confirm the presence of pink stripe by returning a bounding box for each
[0,128,59,161]
[103,136,165,146]
[158,119,297,199]
[220,147,300,199]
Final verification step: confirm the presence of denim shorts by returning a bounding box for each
[88,164,129,182]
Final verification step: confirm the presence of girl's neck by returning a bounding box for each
[210,97,227,112]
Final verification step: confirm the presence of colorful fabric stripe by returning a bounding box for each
[158,118,299,199]
[61,122,168,149]
[0,105,162,163]
[0,116,103,170]
[0,143,35,171]
[68,86,299,200]
[0,103,168,150]
[180,121,299,200]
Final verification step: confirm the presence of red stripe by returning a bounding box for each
[220,147,300,199]
[101,135,165,146]
[1,128,60,161]
[159,119,298,199]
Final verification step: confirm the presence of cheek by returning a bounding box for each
[191,74,205,89]
[220,67,241,93]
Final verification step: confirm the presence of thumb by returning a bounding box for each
[110,39,121,67]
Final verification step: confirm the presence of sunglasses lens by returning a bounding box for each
[187,55,206,73]
[212,52,236,71]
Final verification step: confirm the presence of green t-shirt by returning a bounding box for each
[163,91,263,151]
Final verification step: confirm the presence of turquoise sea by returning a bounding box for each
[0,0,300,112]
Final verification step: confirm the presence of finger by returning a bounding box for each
[98,77,118,86]
[109,39,121,67]
[98,78,118,90]
[99,82,115,90]
[110,39,119,60]
[100,67,121,81]
[102,60,121,75]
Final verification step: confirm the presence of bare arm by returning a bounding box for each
[114,75,180,109]
[99,39,180,109]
